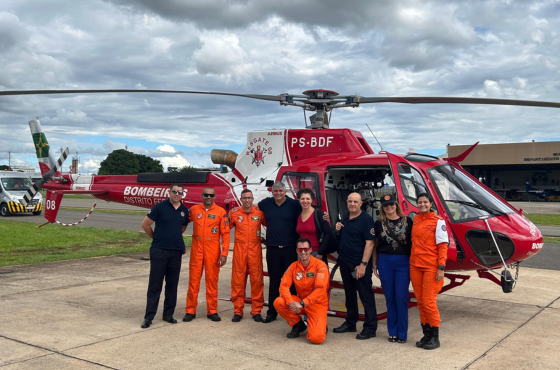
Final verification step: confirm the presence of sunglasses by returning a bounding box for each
[383,202,395,207]
[203,193,216,198]
[297,247,310,253]
[171,190,184,195]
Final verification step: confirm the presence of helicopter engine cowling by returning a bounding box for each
[211,149,238,169]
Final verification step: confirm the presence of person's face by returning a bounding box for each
[347,193,362,213]
[383,202,397,216]
[417,196,432,214]
[170,186,184,203]
[241,192,254,209]
[299,193,313,209]
[201,188,216,207]
[272,186,286,201]
[297,242,311,263]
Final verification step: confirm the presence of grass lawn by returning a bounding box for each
[525,214,560,226]
[0,219,191,267]
[543,236,560,244]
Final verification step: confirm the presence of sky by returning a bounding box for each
[1,0,559,174]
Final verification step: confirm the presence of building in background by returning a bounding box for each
[447,141,560,201]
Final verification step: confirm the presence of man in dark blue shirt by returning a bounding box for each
[140,183,189,328]
[258,181,301,323]
[333,192,377,339]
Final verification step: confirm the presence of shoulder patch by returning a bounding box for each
[370,228,375,236]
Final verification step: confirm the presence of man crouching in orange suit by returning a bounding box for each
[274,237,330,344]
[183,187,230,322]
[229,189,266,322]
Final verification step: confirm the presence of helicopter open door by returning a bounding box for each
[386,152,458,262]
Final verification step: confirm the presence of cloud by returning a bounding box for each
[1,0,560,173]
[156,144,176,154]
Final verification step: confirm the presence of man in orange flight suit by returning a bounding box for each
[229,189,266,322]
[183,187,230,322]
[274,237,330,344]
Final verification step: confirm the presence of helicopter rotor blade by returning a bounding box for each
[349,96,560,109]
[2,89,559,109]
[0,89,290,102]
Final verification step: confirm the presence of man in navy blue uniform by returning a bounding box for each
[140,183,189,328]
[333,192,378,339]
[258,181,302,323]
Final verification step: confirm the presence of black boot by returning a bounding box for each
[287,319,308,338]
[415,323,431,348]
[423,326,440,350]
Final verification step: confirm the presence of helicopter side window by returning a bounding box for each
[280,172,321,208]
[397,163,430,209]
[428,164,513,223]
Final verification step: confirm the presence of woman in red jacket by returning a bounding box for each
[410,193,448,350]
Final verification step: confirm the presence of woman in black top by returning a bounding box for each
[373,194,412,343]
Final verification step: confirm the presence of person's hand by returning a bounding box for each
[322,212,329,221]
[182,249,186,255]
[228,206,241,217]
[436,269,445,281]
[355,264,366,279]
[373,265,379,279]
[316,254,322,260]
[288,301,303,314]
[219,256,227,267]
[335,222,344,231]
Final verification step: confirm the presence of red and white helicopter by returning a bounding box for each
[3,88,559,320]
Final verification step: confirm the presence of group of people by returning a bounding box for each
[140,182,448,349]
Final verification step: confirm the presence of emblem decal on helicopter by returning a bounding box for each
[211,227,218,234]
[295,272,303,281]
[246,137,272,167]
[442,225,447,232]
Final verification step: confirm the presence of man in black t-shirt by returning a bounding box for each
[258,181,302,323]
[140,183,189,328]
[333,192,378,339]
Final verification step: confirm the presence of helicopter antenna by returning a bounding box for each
[365,123,384,151]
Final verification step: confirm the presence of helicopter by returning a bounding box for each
[2,88,558,320]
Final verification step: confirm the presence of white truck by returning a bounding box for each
[0,171,44,216]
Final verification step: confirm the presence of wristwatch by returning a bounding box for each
[361,261,368,266]
[300,301,305,308]
[438,265,446,271]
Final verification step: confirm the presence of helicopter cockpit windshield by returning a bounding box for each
[428,164,514,222]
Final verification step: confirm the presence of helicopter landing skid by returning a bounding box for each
[218,268,471,321]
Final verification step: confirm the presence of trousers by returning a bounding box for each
[410,266,444,327]
[339,258,378,333]
[274,295,328,344]
[265,246,297,317]
[377,253,410,340]
[144,248,182,320]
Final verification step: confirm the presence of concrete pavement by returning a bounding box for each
[1,250,559,369]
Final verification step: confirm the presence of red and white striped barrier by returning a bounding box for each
[55,203,97,226]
